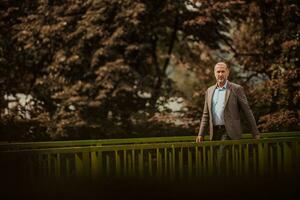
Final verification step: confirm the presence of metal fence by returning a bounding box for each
[1,132,300,181]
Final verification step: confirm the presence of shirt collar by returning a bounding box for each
[216,80,228,90]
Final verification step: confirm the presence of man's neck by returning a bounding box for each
[217,80,227,88]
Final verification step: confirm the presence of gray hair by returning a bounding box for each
[214,62,228,70]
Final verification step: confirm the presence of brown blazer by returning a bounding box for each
[198,81,259,140]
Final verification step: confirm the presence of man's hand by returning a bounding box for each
[196,135,204,143]
[254,134,261,139]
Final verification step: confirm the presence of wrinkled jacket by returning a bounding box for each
[198,81,260,140]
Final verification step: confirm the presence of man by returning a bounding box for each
[196,62,260,143]
[196,62,260,174]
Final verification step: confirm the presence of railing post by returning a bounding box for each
[234,145,239,176]
[188,148,193,178]
[106,154,111,176]
[296,141,300,171]
[132,150,135,176]
[238,144,242,175]
[148,151,152,177]
[115,150,121,177]
[276,142,282,174]
[91,151,99,179]
[258,142,264,176]
[123,150,127,176]
[243,144,249,175]
[156,148,162,178]
[47,154,51,177]
[164,148,168,177]
[172,145,175,178]
[55,153,61,178]
[195,146,199,176]
[283,142,292,174]
[75,153,83,178]
[65,155,71,177]
[98,151,103,177]
[269,143,275,175]
[203,146,207,175]
[138,149,144,177]
[168,150,172,179]
[178,147,183,179]
[37,154,43,177]
[226,148,230,176]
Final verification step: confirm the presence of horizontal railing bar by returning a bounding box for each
[0,131,300,150]
[2,137,299,154]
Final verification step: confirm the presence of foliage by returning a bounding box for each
[0,0,299,141]
[232,0,300,131]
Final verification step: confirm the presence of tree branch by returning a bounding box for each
[151,34,160,76]
[162,14,179,75]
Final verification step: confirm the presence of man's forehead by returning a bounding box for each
[215,65,227,71]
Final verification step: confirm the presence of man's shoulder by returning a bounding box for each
[228,81,242,89]
[205,85,216,93]
[207,85,216,90]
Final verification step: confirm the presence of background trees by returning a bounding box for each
[0,0,299,141]
[231,0,299,132]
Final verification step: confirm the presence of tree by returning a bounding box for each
[1,0,256,140]
[232,0,300,131]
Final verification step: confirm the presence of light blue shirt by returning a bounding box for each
[212,81,228,125]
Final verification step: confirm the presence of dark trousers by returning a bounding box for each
[212,126,230,175]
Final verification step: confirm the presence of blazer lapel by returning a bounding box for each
[207,84,217,112]
[224,81,231,108]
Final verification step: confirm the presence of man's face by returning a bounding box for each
[214,64,229,85]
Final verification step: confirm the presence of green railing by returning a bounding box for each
[1,131,300,150]
[1,132,300,181]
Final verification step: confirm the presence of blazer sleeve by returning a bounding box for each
[198,91,209,136]
[236,86,260,137]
